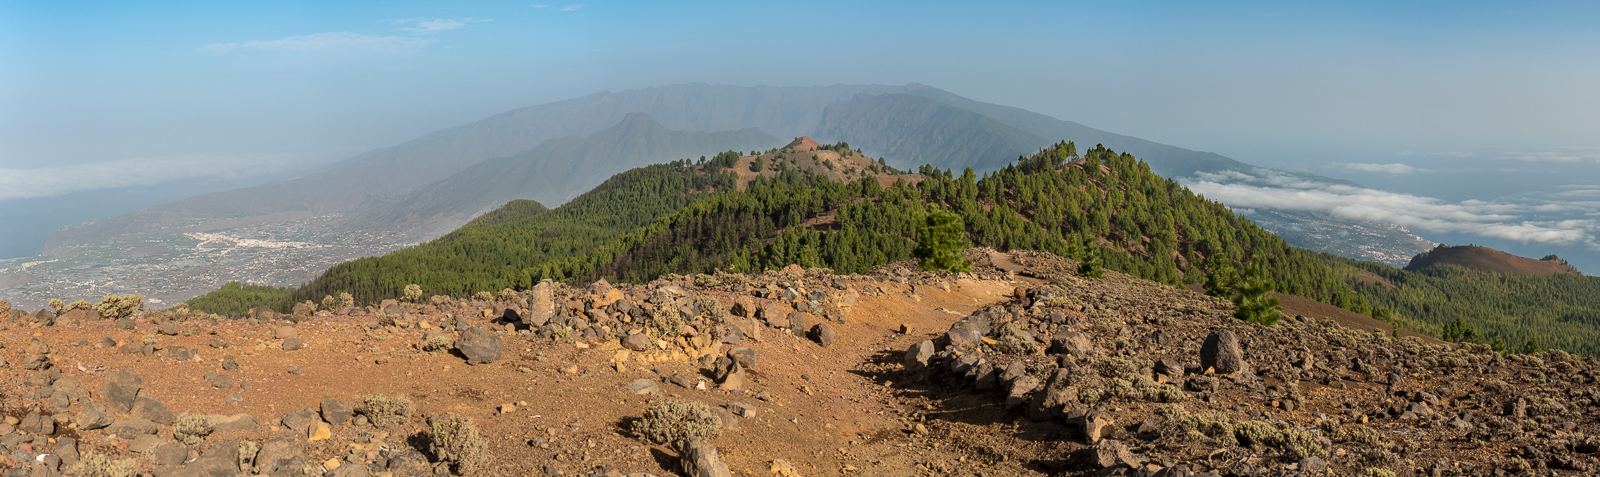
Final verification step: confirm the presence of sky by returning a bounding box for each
[3,0,1599,265]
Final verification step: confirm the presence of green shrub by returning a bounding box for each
[404,284,424,302]
[70,453,136,477]
[238,441,259,471]
[427,414,488,475]
[633,399,722,445]
[95,294,144,320]
[1180,413,1235,444]
[359,393,415,429]
[174,413,214,445]
[1234,420,1327,459]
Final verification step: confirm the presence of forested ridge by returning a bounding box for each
[192,141,1372,320]
[185,138,1600,357]
[1323,253,1600,356]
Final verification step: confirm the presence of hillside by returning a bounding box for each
[271,138,918,308]
[1327,247,1600,356]
[2,250,1595,477]
[1405,245,1581,277]
[352,113,779,240]
[220,141,1370,327]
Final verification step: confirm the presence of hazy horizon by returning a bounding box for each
[3,1,1598,269]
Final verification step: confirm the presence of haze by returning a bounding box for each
[3,1,1598,268]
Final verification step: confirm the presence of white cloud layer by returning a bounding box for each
[1500,151,1600,163]
[1338,162,1416,174]
[201,18,486,54]
[390,18,490,34]
[1186,169,1599,247]
[0,154,305,200]
[201,32,430,54]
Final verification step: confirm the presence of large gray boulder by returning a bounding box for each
[457,327,503,365]
[102,369,142,414]
[903,340,935,372]
[680,438,732,477]
[1200,329,1245,374]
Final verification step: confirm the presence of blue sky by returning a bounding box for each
[3,0,1600,264]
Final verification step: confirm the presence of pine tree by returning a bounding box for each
[1203,255,1239,299]
[1069,236,1104,279]
[1233,264,1281,326]
[1521,337,1542,355]
[913,209,972,272]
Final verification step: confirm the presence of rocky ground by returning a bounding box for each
[0,249,1595,477]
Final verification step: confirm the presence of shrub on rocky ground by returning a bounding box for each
[173,413,213,445]
[360,393,415,429]
[427,413,488,475]
[633,399,722,445]
[95,294,144,320]
[71,452,136,477]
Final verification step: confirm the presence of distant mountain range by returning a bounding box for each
[45,83,1333,251]
[353,113,777,239]
[4,82,1432,309]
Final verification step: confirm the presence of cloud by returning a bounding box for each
[562,4,586,11]
[1185,168,1597,247]
[1398,151,1474,158]
[1338,162,1416,174]
[200,32,430,54]
[0,154,307,200]
[389,18,490,34]
[1500,151,1600,163]
[201,18,486,55]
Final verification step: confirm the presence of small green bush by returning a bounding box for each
[1233,420,1327,459]
[427,414,488,475]
[360,393,415,429]
[1180,413,1235,444]
[95,294,144,320]
[70,453,137,477]
[174,413,214,445]
[633,399,722,445]
[238,441,259,471]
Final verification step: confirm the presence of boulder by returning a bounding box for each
[727,348,757,369]
[903,340,935,371]
[622,333,652,351]
[1028,368,1077,421]
[1091,439,1134,469]
[457,327,504,365]
[1200,329,1245,374]
[320,400,354,426]
[76,404,114,430]
[522,280,556,328]
[130,395,176,425]
[18,411,52,435]
[756,301,789,328]
[105,419,159,438]
[808,322,835,347]
[946,328,982,348]
[1077,410,1115,443]
[680,438,732,477]
[787,312,810,336]
[103,369,142,414]
[1049,331,1095,356]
